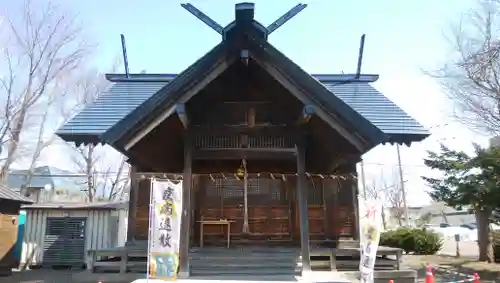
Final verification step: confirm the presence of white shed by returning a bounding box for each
[20,202,128,269]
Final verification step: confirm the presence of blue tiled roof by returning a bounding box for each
[57,75,176,144]
[56,73,428,145]
[321,81,428,136]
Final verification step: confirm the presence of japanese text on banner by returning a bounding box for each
[148,179,183,280]
[358,197,383,283]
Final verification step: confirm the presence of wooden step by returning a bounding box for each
[189,246,302,276]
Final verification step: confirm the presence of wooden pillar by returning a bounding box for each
[178,133,193,278]
[126,165,138,243]
[296,139,311,272]
[351,174,360,240]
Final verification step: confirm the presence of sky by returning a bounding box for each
[3,0,492,206]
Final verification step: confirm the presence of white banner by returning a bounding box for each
[358,196,383,283]
[147,179,183,280]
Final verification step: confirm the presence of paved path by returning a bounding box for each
[439,238,478,257]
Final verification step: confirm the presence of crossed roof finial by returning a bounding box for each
[180,2,307,40]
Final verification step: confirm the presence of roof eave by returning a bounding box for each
[105,73,178,82]
[312,74,380,83]
[101,42,231,146]
[55,132,103,146]
[384,132,431,146]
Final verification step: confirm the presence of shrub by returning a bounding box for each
[379,227,443,255]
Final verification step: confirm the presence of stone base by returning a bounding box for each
[300,271,353,283]
[345,270,417,283]
[177,270,190,279]
[72,270,145,283]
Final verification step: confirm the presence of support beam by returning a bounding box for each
[296,137,311,273]
[178,133,193,278]
[176,104,189,129]
[126,165,138,243]
[297,104,315,125]
[351,175,360,240]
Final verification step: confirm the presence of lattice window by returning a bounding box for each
[194,134,294,149]
[195,135,239,149]
[248,178,286,205]
[204,177,287,206]
[222,179,244,199]
[247,135,294,148]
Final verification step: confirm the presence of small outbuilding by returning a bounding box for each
[21,202,128,269]
[0,185,33,276]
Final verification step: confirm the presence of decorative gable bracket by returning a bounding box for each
[180,2,307,41]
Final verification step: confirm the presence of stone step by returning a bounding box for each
[191,261,300,268]
[191,266,302,276]
[189,248,302,276]
[190,248,300,256]
[190,257,297,264]
[189,254,298,260]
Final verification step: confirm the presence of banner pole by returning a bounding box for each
[146,177,155,281]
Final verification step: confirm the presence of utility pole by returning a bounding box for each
[360,160,367,199]
[396,144,410,226]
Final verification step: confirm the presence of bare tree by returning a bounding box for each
[382,170,406,226]
[365,181,387,229]
[69,67,129,202]
[429,0,500,134]
[0,0,89,184]
[365,181,382,200]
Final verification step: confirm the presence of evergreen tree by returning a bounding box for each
[423,144,500,262]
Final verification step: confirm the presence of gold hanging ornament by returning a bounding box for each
[236,162,245,178]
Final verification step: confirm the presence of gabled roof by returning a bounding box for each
[56,40,429,149]
[57,72,429,147]
[0,185,33,204]
[101,40,388,150]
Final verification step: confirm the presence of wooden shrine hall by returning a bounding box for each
[56,2,429,278]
